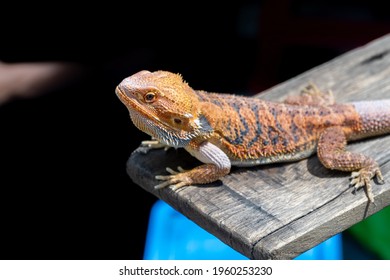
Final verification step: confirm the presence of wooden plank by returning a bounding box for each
[126,34,390,259]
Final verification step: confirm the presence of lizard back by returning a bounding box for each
[196,91,364,166]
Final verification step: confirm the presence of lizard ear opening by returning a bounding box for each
[173,118,183,125]
[169,115,188,127]
[196,114,213,134]
[169,113,213,135]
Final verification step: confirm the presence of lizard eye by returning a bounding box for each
[144,92,157,103]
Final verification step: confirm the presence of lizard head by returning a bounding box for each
[115,70,213,147]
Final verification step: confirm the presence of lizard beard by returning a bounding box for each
[129,110,212,147]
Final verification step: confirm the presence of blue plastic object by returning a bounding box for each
[144,200,343,260]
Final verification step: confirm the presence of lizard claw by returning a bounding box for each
[375,169,385,185]
[154,166,192,190]
[349,167,384,203]
[141,140,172,150]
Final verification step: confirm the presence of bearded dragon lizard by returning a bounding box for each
[115,70,390,203]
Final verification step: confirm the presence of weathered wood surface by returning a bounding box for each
[126,34,390,259]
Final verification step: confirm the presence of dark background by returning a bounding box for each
[1,1,389,259]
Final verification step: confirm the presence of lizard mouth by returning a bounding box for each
[115,86,136,106]
[115,86,164,124]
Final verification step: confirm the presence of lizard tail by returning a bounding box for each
[351,99,390,139]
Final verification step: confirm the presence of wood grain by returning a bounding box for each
[126,34,390,259]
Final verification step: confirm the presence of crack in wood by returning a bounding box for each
[360,50,390,65]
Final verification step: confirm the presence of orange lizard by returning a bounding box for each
[115,70,390,203]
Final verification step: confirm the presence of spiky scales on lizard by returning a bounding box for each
[116,70,390,203]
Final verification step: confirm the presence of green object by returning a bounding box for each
[348,206,390,259]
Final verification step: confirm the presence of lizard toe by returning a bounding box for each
[165,167,179,175]
[154,170,193,190]
[375,169,385,184]
[177,166,189,172]
[171,181,190,191]
[350,178,365,191]
[154,175,175,189]
[165,166,188,175]
[350,171,361,179]
[349,170,375,203]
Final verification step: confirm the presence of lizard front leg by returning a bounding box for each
[317,126,384,203]
[136,138,172,154]
[154,141,231,190]
[141,139,171,150]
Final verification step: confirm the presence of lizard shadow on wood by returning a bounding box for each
[306,156,375,201]
[306,156,346,179]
